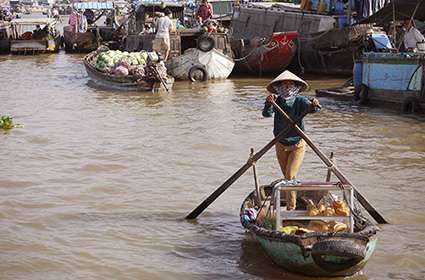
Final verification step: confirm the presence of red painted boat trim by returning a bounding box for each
[235,31,298,74]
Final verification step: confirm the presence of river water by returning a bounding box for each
[0,52,425,280]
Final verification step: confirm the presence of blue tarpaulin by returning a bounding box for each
[73,2,113,10]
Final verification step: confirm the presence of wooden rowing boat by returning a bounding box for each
[240,180,379,277]
[83,49,174,92]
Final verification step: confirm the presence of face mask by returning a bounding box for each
[273,83,301,100]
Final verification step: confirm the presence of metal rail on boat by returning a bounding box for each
[272,182,355,233]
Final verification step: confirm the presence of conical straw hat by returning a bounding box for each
[266,70,309,93]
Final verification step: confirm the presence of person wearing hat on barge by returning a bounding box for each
[262,70,320,210]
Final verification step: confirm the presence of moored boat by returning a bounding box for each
[166,48,234,81]
[231,31,297,75]
[10,18,61,54]
[83,48,174,92]
[64,1,128,53]
[230,3,379,75]
[240,180,379,277]
[356,51,425,114]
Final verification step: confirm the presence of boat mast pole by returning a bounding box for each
[347,0,352,26]
[392,0,397,49]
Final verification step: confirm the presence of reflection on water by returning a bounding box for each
[0,52,425,280]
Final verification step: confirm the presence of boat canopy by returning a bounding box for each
[134,0,183,8]
[73,2,113,11]
[361,0,425,24]
[10,18,57,25]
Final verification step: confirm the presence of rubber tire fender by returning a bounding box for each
[188,65,208,82]
[311,239,367,273]
[197,35,215,52]
[357,84,369,105]
[401,96,420,114]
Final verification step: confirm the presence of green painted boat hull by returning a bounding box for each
[253,231,377,277]
[241,187,379,277]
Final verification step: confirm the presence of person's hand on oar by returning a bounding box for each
[266,94,278,103]
[309,98,321,111]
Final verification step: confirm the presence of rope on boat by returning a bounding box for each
[232,44,260,62]
[232,40,284,62]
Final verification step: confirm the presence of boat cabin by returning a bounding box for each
[9,18,61,54]
[124,1,231,59]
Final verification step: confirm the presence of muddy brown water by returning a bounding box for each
[1,52,425,280]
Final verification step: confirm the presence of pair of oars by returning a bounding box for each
[186,100,388,224]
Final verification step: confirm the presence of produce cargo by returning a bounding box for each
[91,49,168,83]
[94,50,149,73]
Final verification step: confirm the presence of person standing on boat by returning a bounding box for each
[196,0,213,24]
[83,9,95,25]
[402,19,425,52]
[262,71,320,210]
[68,9,79,33]
[153,8,173,61]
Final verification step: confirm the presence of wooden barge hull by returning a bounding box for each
[232,32,297,74]
[231,4,367,75]
[64,29,98,53]
[0,39,10,54]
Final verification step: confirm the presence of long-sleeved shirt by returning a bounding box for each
[404,27,425,50]
[262,95,317,145]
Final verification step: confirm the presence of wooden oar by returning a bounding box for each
[270,100,389,224]
[250,148,262,207]
[185,108,313,220]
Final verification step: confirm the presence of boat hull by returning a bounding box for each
[252,227,377,277]
[359,52,425,113]
[241,188,378,277]
[0,39,10,54]
[10,36,61,54]
[231,5,369,75]
[64,29,98,53]
[166,48,234,80]
[232,32,297,74]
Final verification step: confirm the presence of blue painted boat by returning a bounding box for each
[240,181,379,277]
[356,51,425,114]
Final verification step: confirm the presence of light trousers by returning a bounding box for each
[275,140,305,210]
